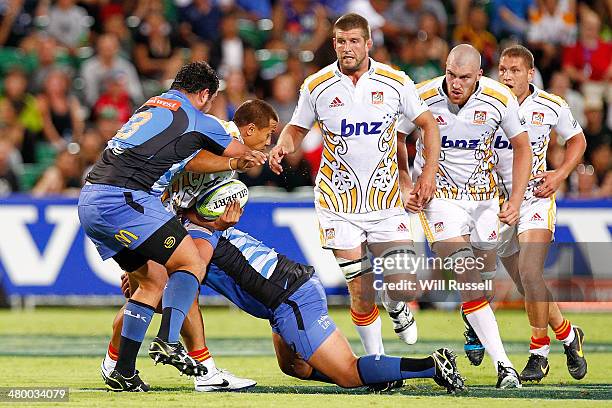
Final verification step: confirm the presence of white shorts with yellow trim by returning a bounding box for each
[418,197,500,251]
[497,195,556,258]
[316,206,413,250]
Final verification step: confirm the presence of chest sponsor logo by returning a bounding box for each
[340,119,383,136]
[371,91,384,104]
[532,112,544,126]
[441,135,480,149]
[473,111,487,124]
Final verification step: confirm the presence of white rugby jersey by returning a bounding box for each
[161,120,242,213]
[494,84,582,201]
[413,76,526,200]
[289,58,428,214]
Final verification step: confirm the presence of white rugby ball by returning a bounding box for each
[195,179,249,220]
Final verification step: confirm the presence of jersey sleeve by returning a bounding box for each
[554,104,583,142]
[500,96,528,139]
[193,115,236,155]
[289,82,316,130]
[397,117,417,135]
[400,78,428,122]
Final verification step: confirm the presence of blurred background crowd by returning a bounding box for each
[0,0,609,198]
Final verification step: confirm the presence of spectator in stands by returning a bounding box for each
[0,99,27,163]
[37,69,84,148]
[1,68,42,163]
[400,37,443,84]
[178,0,223,44]
[210,69,254,121]
[583,97,612,159]
[80,34,143,108]
[43,0,90,52]
[210,12,245,73]
[133,11,185,88]
[0,139,20,194]
[384,0,447,37]
[528,0,577,83]
[490,0,533,41]
[30,34,73,94]
[562,10,611,98]
[417,11,448,69]
[102,13,134,56]
[0,0,41,47]
[548,70,586,127]
[271,0,330,53]
[453,5,497,70]
[31,148,82,196]
[242,47,266,98]
[92,71,133,124]
[268,73,298,127]
[78,127,104,182]
[347,0,395,46]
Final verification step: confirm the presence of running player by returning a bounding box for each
[493,45,587,382]
[270,13,441,355]
[79,62,263,390]
[413,44,533,388]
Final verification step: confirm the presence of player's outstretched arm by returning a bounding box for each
[534,132,586,198]
[185,149,266,173]
[500,131,532,225]
[412,111,440,206]
[269,124,309,174]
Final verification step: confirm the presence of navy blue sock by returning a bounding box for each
[307,369,334,384]
[356,355,435,384]
[115,300,155,377]
[157,270,199,343]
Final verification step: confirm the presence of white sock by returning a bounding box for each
[465,304,513,369]
[102,352,117,373]
[351,307,385,355]
[562,326,576,345]
[530,345,550,357]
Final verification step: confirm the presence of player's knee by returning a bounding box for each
[445,247,476,274]
[336,255,371,283]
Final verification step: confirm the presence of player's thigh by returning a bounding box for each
[307,329,360,388]
[419,198,470,253]
[316,207,365,251]
[470,198,500,252]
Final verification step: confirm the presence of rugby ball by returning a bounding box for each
[195,179,249,220]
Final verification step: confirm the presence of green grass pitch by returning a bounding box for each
[1,307,611,407]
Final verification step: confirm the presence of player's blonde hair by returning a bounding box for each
[500,45,535,69]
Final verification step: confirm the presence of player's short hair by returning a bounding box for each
[333,13,371,40]
[233,100,279,129]
[500,45,534,69]
[170,61,220,95]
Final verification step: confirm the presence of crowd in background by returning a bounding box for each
[0,0,609,198]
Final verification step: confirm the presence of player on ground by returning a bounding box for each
[270,13,441,355]
[493,45,587,382]
[413,44,533,388]
[79,61,263,390]
[101,99,276,392]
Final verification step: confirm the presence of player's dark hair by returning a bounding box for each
[170,61,220,95]
[500,45,534,69]
[333,13,371,40]
[233,100,279,129]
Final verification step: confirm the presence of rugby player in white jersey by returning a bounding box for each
[413,44,533,388]
[270,13,442,356]
[492,45,587,382]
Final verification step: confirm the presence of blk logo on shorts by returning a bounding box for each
[488,230,497,241]
[164,236,176,249]
[473,111,487,124]
[371,91,384,104]
[397,223,408,232]
[530,213,543,221]
[329,97,344,108]
[434,222,444,233]
[532,112,544,126]
[324,228,335,241]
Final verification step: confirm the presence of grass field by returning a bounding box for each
[1,306,611,407]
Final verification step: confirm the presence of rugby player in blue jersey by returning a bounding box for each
[100,100,465,394]
[79,62,265,391]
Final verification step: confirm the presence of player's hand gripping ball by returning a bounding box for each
[195,179,249,220]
